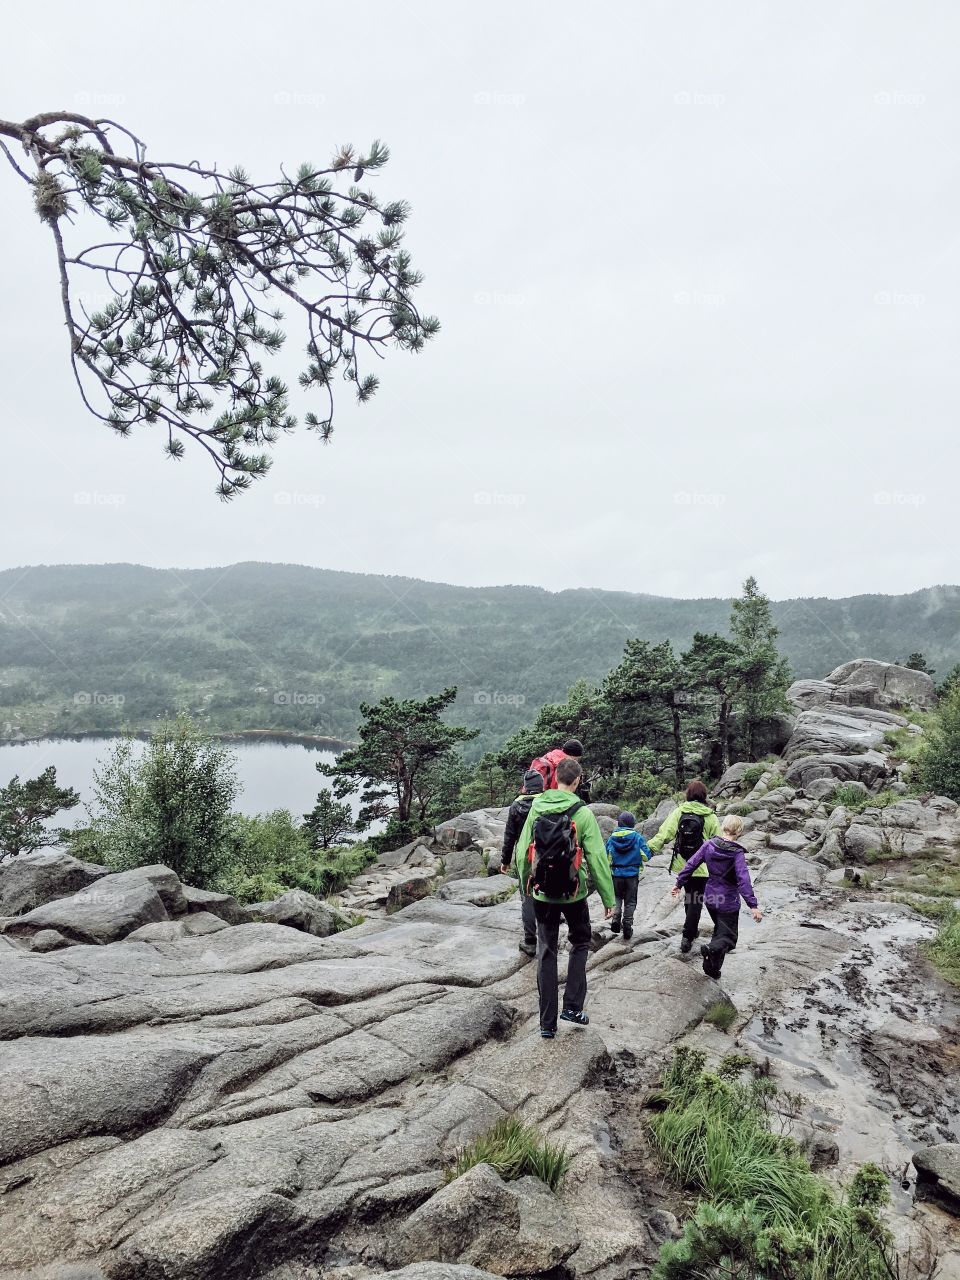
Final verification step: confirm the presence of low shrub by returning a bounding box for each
[446,1115,570,1192]
[741,764,767,789]
[925,909,960,986]
[647,1047,897,1280]
[828,786,900,815]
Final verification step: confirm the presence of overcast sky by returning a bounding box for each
[1,1,957,600]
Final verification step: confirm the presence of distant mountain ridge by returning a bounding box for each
[1,562,958,755]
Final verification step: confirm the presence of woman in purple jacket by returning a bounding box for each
[671,813,762,978]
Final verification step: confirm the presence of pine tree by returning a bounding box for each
[729,577,791,760]
[0,767,80,861]
[302,788,356,850]
[0,112,438,497]
[602,639,690,783]
[683,632,741,772]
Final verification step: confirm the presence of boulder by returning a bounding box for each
[913,1143,960,1215]
[127,911,231,942]
[107,864,187,916]
[442,848,487,881]
[714,763,758,797]
[246,889,341,937]
[182,884,249,925]
[768,830,809,854]
[826,659,937,711]
[642,797,677,840]
[435,810,504,852]
[387,868,439,912]
[1,874,168,946]
[377,841,438,870]
[393,1162,578,1275]
[0,850,109,916]
[843,822,885,861]
[29,927,70,952]
[589,803,623,819]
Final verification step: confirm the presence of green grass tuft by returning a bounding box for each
[828,785,901,815]
[446,1115,570,1192]
[703,1001,738,1032]
[647,1047,897,1280]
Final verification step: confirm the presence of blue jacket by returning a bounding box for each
[606,828,651,876]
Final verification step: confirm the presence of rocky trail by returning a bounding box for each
[1,660,959,1280]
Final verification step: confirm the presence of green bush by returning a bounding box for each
[446,1115,570,1192]
[828,786,900,815]
[219,810,378,905]
[916,686,960,802]
[648,1047,895,1280]
[925,909,960,986]
[741,764,767,789]
[728,802,756,817]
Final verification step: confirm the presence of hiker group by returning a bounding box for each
[498,740,762,1039]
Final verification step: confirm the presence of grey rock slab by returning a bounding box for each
[381,1265,503,1280]
[1,876,168,946]
[914,1143,960,1215]
[0,850,109,916]
[437,875,517,907]
[441,848,486,881]
[182,884,249,925]
[106,864,187,917]
[784,705,905,761]
[784,751,891,791]
[843,822,886,861]
[392,1163,578,1274]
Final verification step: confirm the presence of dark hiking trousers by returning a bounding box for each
[520,888,537,944]
[612,875,639,932]
[534,897,592,1033]
[704,904,740,973]
[683,884,706,942]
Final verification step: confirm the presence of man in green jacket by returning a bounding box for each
[512,757,614,1038]
[647,779,720,953]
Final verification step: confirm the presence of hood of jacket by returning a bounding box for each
[527,789,584,815]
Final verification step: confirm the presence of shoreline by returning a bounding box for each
[0,728,354,752]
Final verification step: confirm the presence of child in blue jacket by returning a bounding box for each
[605,810,651,940]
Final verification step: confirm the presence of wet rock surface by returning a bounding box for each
[1,661,958,1278]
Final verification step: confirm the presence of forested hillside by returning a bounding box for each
[1,563,958,754]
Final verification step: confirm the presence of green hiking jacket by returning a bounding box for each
[511,789,615,908]
[646,800,720,876]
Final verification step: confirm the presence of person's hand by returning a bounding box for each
[670,886,681,900]
[604,906,613,920]
[751,907,763,923]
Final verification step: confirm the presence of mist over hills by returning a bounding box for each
[1,562,958,755]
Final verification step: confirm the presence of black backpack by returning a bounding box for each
[527,799,585,899]
[676,811,706,859]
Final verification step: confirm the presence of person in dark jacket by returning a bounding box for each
[605,810,651,941]
[671,813,762,978]
[498,769,545,954]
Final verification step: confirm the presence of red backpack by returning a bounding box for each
[529,747,568,790]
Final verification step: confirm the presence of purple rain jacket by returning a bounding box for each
[675,837,758,913]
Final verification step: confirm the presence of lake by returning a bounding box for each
[0,737,353,827]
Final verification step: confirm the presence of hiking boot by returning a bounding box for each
[700,944,719,979]
[679,937,693,954]
[623,927,633,941]
[609,920,621,935]
[540,1027,556,1039]
[560,1009,589,1026]
[518,937,536,956]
